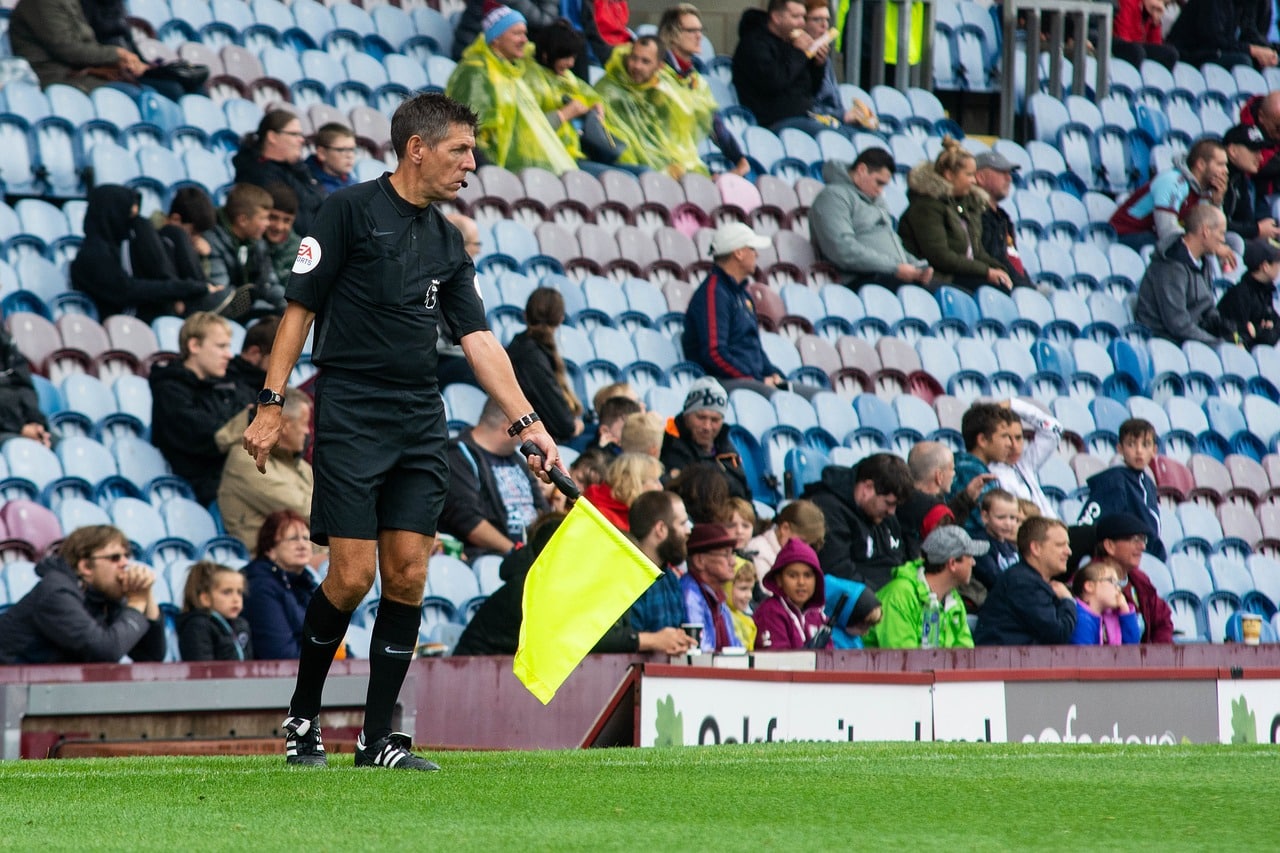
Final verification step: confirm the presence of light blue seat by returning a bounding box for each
[55,496,113,533]
[56,435,117,489]
[109,496,168,551]
[111,437,172,489]
[1169,553,1215,599]
[812,391,859,444]
[160,496,219,544]
[442,383,486,432]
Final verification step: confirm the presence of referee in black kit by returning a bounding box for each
[243,93,559,772]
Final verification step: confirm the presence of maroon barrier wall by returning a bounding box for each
[5,646,1280,757]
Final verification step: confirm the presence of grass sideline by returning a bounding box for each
[3,743,1275,851]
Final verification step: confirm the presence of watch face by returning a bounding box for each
[257,389,281,405]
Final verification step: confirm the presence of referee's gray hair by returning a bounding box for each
[390,92,479,158]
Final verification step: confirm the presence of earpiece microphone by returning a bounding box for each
[460,180,469,188]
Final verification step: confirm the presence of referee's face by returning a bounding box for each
[417,124,477,202]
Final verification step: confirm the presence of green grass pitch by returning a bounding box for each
[2,743,1275,851]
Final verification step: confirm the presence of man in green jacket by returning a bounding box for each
[863,525,987,649]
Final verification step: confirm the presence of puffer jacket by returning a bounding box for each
[898,162,1003,284]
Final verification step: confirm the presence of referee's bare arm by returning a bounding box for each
[243,300,316,473]
[460,329,560,481]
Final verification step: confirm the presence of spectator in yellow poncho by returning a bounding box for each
[444,4,578,174]
[595,35,708,177]
[522,18,640,176]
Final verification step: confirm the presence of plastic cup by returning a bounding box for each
[1241,614,1263,646]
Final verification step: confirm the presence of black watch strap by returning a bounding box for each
[507,412,541,437]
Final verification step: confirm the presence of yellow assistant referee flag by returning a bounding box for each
[514,498,661,704]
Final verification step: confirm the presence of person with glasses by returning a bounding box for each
[1088,513,1174,643]
[680,524,745,652]
[240,510,320,661]
[306,123,359,196]
[656,4,751,177]
[0,525,165,664]
[802,452,916,591]
[802,0,878,134]
[1069,556,1141,646]
[233,110,325,236]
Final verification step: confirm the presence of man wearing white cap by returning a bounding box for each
[682,222,818,399]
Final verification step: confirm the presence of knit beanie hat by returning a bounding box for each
[681,376,729,419]
[483,2,527,43]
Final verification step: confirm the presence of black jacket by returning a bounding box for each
[231,148,324,236]
[148,360,243,505]
[452,519,642,655]
[1167,0,1255,60]
[659,416,752,502]
[71,184,208,322]
[1223,164,1269,240]
[897,486,978,555]
[730,8,824,128]
[973,560,1078,646]
[0,329,48,443]
[506,330,579,444]
[979,205,1032,288]
[801,465,915,590]
[0,554,165,664]
[177,609,254,661]
[1217,273,1280,349]
[437,428,550,558]
[224,354,265,409]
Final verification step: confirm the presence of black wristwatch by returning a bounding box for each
[257,388,284,407]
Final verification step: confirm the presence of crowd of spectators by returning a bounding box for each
[5,0,1279,667]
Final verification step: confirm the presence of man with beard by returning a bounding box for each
[627,491,698,654]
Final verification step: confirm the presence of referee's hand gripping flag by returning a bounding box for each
[513,442,661,704]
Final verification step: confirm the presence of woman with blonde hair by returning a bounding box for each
[583,452,665,531]
[898,137,1013,292]
[506,287,585,443]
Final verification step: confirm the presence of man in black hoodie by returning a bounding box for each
[148,312,243,505]
[801,452,915,591]
[1219,237,1280,349]
[0,524,165,664]
[731,0,827,135]
[70,185,218,322]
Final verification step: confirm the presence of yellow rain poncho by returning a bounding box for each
[444,35,577,175]
[521,57,607,163]
[594,43,709,178]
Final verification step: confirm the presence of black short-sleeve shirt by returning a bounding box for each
[285,174,487,387]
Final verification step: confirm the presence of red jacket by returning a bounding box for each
[1114,0,1163,44]
[1125,566,1174,643]
[584,483,630,531]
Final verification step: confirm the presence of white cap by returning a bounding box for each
[708,222,771,257]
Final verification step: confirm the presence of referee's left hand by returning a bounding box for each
[521,427,561,485]
[243,405,283,474]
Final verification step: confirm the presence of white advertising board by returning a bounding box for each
[638,674,932,747]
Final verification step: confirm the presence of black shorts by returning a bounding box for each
[310,372,449,544]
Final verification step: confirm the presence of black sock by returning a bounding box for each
[362,598,421,744]
[288,587,352,721]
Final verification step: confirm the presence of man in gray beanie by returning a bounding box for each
[658,376,752,502]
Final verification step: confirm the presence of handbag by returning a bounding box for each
[579,110,626,165]
[142,60,210,93]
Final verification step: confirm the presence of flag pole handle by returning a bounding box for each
[521,440,581,502]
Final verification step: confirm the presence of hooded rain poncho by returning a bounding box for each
[446,35,577,175]
[595,42,710,177]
